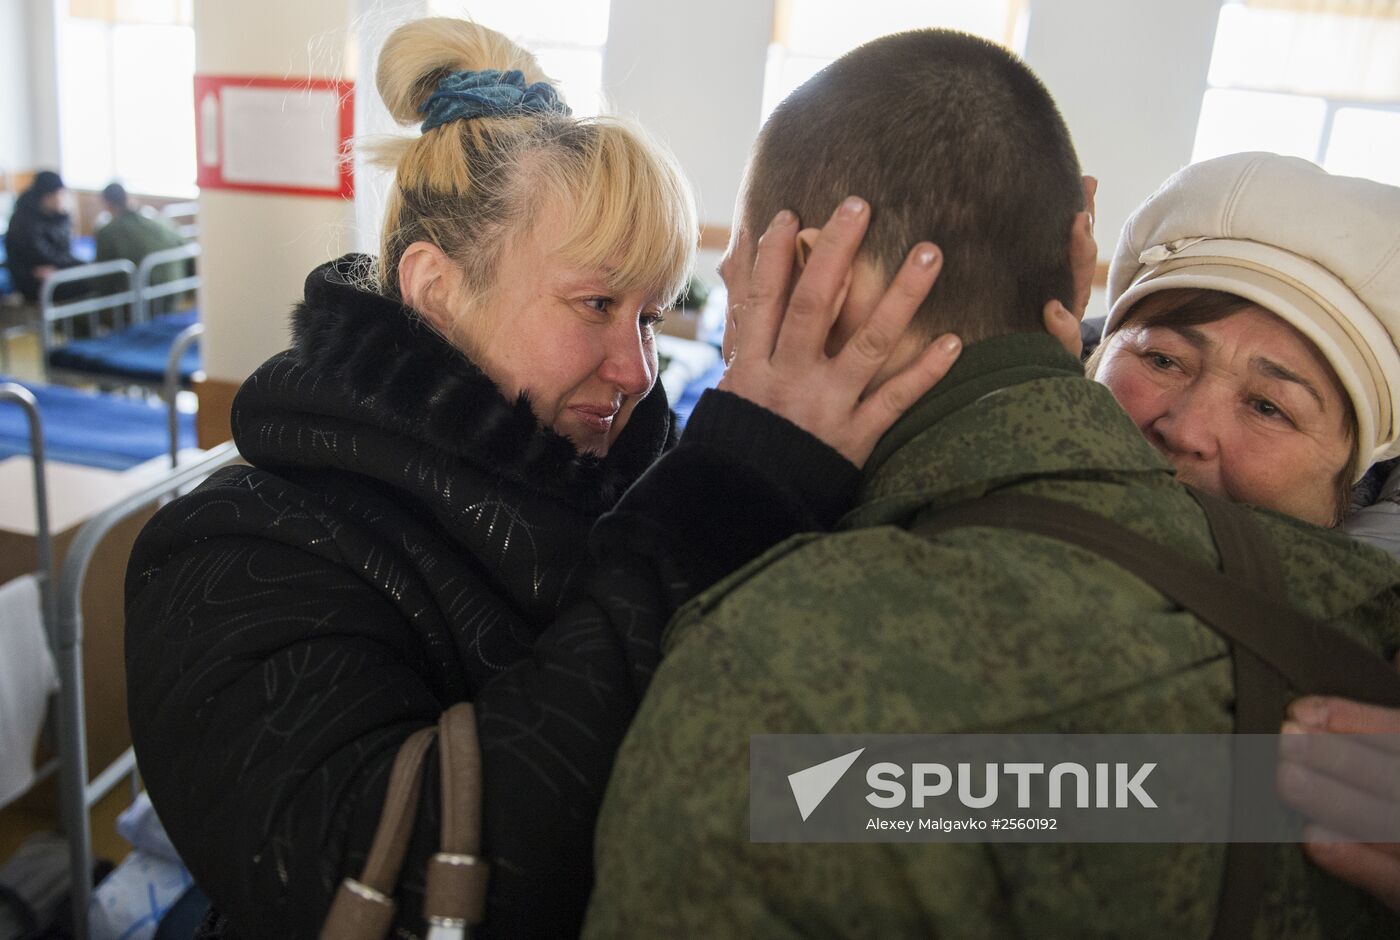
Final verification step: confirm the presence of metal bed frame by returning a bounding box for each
[2,378,238,938]
[40,243,203,393]
[37,261,138,385]
[53,440,240,938]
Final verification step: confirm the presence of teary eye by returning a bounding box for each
[1147,352,1177,370]
[1251,397,1290,422]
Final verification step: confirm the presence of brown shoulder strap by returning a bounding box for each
[917,489,1400,940]
[425,702,490,934]
[319,705,490,940]
[918,490,1400,707]
[320,725,437,940]
[1188,489,1290,940]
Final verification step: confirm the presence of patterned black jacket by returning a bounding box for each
[124,256,855,939]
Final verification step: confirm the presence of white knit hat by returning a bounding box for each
[1105,152,1400,473]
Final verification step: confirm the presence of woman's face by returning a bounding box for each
[1096,304,1352,526]
[455,209,664,457]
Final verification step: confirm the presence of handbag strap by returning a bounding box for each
[320,725,437,940]
[916,488,1400,940]
[425,702,490,935]
[319,703,490,940]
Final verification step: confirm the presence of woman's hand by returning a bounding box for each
[718,198,961,467]
[1041,174,1100,359]
[1042,300,1085,358]
[1278,689,1400,913]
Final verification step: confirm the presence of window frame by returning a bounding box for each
[1194,0,1400,178]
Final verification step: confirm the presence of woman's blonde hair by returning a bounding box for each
[364,17,696,310]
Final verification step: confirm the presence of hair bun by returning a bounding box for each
[376,17,553,126]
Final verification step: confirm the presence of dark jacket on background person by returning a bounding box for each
[588,334,1400,939]
[123,255,854,940]
[1345,458,1400,561]
[4,188,80,301]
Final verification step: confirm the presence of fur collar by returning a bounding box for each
[232,254,674,515]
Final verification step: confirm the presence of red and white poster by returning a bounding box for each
[194,75,354,199]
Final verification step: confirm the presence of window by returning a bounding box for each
[427,0,611,118]
[761,0,1028,120]
[1192,0,1400,186]
[59,0,196,197]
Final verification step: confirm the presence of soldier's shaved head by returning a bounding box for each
[743,29,1083,343]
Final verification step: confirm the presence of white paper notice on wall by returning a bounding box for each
[220,86,341,190]
[194,75,354,198]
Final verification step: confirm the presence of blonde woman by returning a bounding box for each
[123,17,957,940]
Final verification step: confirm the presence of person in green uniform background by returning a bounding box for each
[95,182,187,306]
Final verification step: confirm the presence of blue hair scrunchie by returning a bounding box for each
[419,68,570,132]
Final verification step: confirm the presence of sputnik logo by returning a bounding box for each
[787,748,865,821]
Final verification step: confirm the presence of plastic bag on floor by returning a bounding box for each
[89,851,191,940]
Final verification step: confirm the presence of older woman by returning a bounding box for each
[123,17,959,940]
[1070,152,1400,916]
[1092,152,1400,532]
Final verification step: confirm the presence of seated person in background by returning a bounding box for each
[4,170,82,302]
[95,182,187,302]
[586,30,1400,938]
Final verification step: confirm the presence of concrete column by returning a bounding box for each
[603,0,774,231]
[26,0,63,171]
[192,0,357,443]
[1023,0,1221,317]
[0,3,36,176]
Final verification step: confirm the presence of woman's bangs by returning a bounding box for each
[552,122,696,306]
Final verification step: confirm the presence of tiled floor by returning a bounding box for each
[1,326,45,383]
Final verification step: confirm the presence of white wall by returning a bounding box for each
[0,2,33,176]
[194,0,359,381]
[603,0,773,229]
[26,0,63,171]
[1023,0,1221,318]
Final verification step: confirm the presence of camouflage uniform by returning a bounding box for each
[586,334,1400,939]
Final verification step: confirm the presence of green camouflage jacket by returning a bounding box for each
[586,334,1400,939]
[95,209,185,283]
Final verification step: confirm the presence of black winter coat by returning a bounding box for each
[4,190,79,301]
[124,256,854,939]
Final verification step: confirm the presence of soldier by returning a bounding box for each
[586,29,1400,938]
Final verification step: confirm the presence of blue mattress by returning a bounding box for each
[48,309,201,385]
[672,356,726,428]
[0,376,195,470]
[71,235,96,262]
